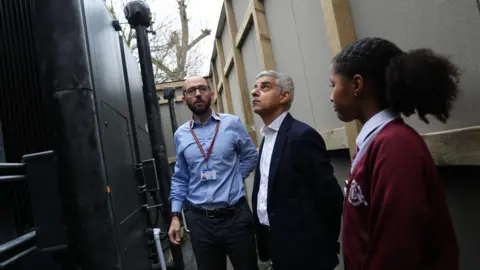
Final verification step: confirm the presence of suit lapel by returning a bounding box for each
[267,114,292,198]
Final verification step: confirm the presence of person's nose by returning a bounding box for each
[251,88,259,97]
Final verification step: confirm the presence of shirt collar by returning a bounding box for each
[191,108,220,127]
[260,111,289,136]
[356,109,399,148]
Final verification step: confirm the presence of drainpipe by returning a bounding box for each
[153,228,167,270]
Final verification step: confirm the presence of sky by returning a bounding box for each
[149,0,224,77]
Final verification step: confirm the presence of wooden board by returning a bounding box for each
[321,0,361,159]
[215,38,234,114]
[225,0,258,145]
[422,126,480,166]
[252,0,275,70]
[319,125,480,166]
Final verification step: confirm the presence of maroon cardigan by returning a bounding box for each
[342,119,459,270]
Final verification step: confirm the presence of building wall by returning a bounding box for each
[263,0,342,132]
[206,1,480,269]
[241,28,264,142]
[348,0,480,134]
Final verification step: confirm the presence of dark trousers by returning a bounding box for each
[185,200,259,270]
[260,225,337,270]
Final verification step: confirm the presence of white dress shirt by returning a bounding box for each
[257,111,288,226]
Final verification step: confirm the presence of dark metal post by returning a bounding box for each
[124,1,171,212]
[163,88,191,234]
[163,87,178,133]
[124,2,185,269]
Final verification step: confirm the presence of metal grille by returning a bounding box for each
[0,0,50,235]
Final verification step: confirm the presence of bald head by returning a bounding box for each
[183,76,208,90]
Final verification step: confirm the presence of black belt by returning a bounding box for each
[189,197,246,218]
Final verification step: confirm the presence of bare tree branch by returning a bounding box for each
[108,0,212,82]
[152,57,175,78]
[188,29,211,50]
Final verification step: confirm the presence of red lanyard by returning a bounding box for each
[189,116,220,168]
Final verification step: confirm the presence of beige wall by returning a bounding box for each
[348,0,480,134]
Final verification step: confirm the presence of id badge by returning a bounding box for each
[201,168,217,181]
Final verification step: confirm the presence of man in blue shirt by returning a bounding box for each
[168,76,259,270]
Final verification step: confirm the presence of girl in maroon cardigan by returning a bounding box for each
[329,37,460,270]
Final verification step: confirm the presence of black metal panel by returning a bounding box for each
[0,122,5,162]
[137,127,153,162]
[0,0,50,163]
[0,0,48,241]
[33,0,122,268]
[98,81,150,270]
[82,0,132,118]
[120,40,151,158]
[81,1,152,269]
[100,102,140,224]
[1,0,163,268]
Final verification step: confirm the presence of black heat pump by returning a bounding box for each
[0,0,183,269]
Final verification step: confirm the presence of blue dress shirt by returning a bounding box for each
[169,110,258,212]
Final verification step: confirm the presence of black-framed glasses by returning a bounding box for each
[184,85,210,96]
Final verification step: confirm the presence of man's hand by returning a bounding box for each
[168,216,182,245]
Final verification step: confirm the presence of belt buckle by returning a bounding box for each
[205,209,217,218]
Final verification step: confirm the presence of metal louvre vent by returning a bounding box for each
[0,0,50,235]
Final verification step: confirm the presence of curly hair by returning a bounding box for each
[332,37,460,124]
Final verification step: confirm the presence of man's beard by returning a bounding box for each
[187,99,212,115]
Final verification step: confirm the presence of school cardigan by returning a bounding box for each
[342,119,459,270]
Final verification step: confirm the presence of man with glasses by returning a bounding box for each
[168,76,259,270]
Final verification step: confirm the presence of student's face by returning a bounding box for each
[329,64,361,122]
[251,76,290,115]
[183,77,213,114]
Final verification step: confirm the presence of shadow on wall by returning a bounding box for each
[439,166,480,270]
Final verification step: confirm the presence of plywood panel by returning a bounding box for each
[348,0,480,134]
[232,0,250,30]
[241,27,264,145]
[215,56,222,82]
[221,86,228,114]
[291,0,343,132]
[221,26,232,62]
[227,65,246,122]
[263,0,315,128]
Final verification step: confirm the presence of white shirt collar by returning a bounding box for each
[356,109,399,149]
[260,111,289,136]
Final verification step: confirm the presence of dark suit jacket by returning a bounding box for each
[252,113,344,270]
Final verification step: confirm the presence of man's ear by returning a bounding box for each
[279,90,292,105]
[182,95,186,103]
